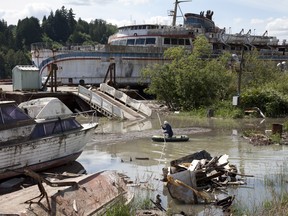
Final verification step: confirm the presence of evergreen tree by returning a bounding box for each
[15,17,42,50]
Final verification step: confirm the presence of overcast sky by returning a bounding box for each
[1,0,287,41]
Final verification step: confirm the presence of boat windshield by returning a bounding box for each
[0,103,31,125]
[30,117,82,139]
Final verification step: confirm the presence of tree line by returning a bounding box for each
[0,6,117,79]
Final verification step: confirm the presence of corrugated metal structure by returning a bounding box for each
[12,65,40,91]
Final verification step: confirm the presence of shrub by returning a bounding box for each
[240,88,288,117]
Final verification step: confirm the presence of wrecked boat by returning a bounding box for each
[163,150,252,212]
[0,170,133,215]
[0,97,98,180]
[152,135,189,142]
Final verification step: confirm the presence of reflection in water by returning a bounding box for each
[77,116,288,215]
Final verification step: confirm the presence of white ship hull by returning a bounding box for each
[32,45,167,88]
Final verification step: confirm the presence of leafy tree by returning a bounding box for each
[239,49,277,91]
[68,18,92,44]
[3,49,30,78]
[69,31,92,44]
[75,18,90,34]
[241,87,288,117]
[142,36,235,110]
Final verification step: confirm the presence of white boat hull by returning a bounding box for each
[0,123,96,180]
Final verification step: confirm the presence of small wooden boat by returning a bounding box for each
[152,135,189,142]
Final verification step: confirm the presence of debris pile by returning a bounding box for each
[247,133,272,146]
[162,150,253,213]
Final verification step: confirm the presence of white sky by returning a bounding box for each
[1,0,288,41]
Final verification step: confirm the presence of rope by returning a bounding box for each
[156,113,166,165]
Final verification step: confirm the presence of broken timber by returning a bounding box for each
[163,150,253,212]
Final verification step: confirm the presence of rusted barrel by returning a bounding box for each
[272,123,283,135]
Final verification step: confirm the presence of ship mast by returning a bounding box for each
[171,0,191,26]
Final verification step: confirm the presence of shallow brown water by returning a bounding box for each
[77,115,288,215]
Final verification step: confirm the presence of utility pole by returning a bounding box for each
[237,47,244,97]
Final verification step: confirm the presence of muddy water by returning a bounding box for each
[77,115,288,215]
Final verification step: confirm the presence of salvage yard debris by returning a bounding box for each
[162,150,253,212]
[0,170,133,215]
[242,123,288,146]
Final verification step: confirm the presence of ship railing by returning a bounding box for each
[31,42,164,54]
[73,110,99,124]
[31,42,103,52]
[99,83,152,117]
[106,45,165,54]
[146,27,192,35]
[77,85,124,119]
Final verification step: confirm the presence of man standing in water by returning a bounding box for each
[162,121,173,138]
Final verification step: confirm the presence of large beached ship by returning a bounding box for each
[31,0,288,89]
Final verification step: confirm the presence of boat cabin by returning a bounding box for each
[0,101,36,142]
[30,117,82,139]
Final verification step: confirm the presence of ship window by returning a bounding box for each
[30,124,45,139]
[171,38,177,45]
[30,118,81,139]
[164,38,170,44]
[119,40,126,45]
[179,39,184,45]
[111,40,120,45]
[44,120,63,135]
[146,38,156,45]
[185,39,191,45]
[127,39,135,45]
[63,118,82,130]
[63,118,81,130]
[0,104,31,124]
[136,38,145,45]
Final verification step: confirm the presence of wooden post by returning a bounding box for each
[272,123,283,135]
